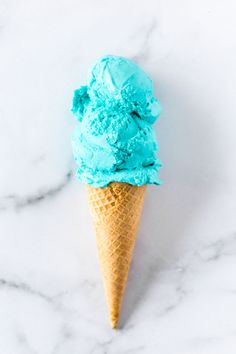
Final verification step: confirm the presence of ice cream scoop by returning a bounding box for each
[71,55,161,188]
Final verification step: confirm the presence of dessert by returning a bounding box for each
[71,55,161,328]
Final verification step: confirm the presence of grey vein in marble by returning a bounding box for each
[195,232,236,263]
[1,170,72,211]
[132,20,157,62]
[0,278,53,302]
[16,332,38,354]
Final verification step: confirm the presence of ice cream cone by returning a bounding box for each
[87,182,146,329]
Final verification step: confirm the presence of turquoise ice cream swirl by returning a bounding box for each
[71,55,161,188]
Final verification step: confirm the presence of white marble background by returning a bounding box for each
[0,0,236,353]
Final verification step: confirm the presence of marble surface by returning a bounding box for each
[1,0,236,353]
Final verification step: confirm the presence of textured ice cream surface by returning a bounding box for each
[71,55,161,188]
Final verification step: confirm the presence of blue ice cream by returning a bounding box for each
[71,55,161,188]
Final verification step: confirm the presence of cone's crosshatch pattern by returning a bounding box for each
[87,182,147,328]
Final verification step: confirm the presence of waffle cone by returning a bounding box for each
[87,182,146,329]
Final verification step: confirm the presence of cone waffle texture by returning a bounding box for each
[87,182,146,328]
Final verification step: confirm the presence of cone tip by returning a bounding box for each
[111,318,118,329]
